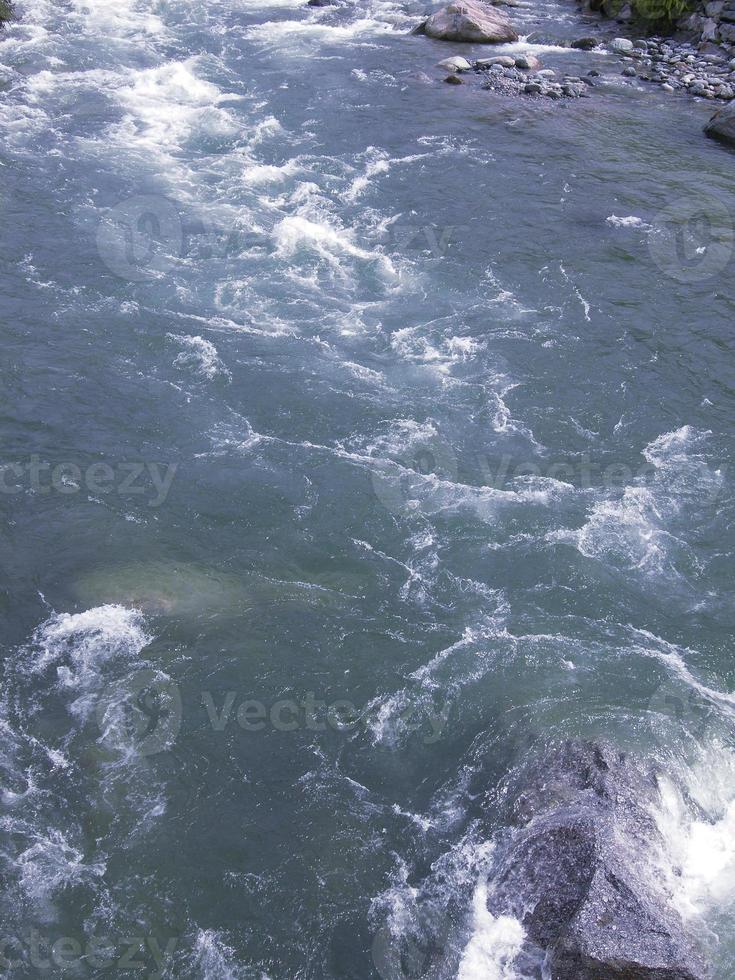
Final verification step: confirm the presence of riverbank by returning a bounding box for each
[412,0,735,143]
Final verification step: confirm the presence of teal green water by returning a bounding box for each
[1,0,735,975]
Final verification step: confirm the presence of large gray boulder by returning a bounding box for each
[419,0,518,43]
[705,101,735,145]
[485,740,709,979]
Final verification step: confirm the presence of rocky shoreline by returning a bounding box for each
[412,0,735,144]
[438,52,596,99]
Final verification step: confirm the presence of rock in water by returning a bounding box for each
[437,55,472,71]
[571,36,599,49]
[705,101,735,145]
[515,54,541,69]
[420,1,518,43]
[444,73,463,83]
[484,740,709,980]
[476,54,515,67]
[610,36,634,53]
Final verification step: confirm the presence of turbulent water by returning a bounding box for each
[2,0,735,976]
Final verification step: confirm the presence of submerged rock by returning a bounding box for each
[484,740,709,980]
[705,100,735,143]
[419,0,518,43]
[73,561,359,617]
[571,36,599,49]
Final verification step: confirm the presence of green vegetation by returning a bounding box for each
[631,0,692,27]
[0,0,12,22]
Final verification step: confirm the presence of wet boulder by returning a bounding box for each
[485,740,709,980]
[476,54,516,66]
[437,55,472,71]
[705,101,735,145]
[610,36,634,53]
[515,53,541,69]
[419,0,518,43]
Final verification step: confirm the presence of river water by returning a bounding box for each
[1,0,735,976]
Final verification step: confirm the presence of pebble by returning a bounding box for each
[611,37,634,54]
[442,30,735,107]
[477,60,590,100]
[515,54,541,70]
[437,56,472,72]
[614,34,735,102]
[477,55,516,68]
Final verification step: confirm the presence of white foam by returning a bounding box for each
[606,214,651,229]
[31,604,150,689]
[559,426,720,579]
[652,748,735,923]
[390,327,482,374]
[272,214,398,280]
[168,333,231,380]
[68,0,166,38]
[243,16,398,55]
[344,148,428,202]
[458,877,525,980]
[15,829,106,905]
[192,929,244,979]
[110,59,240,157]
